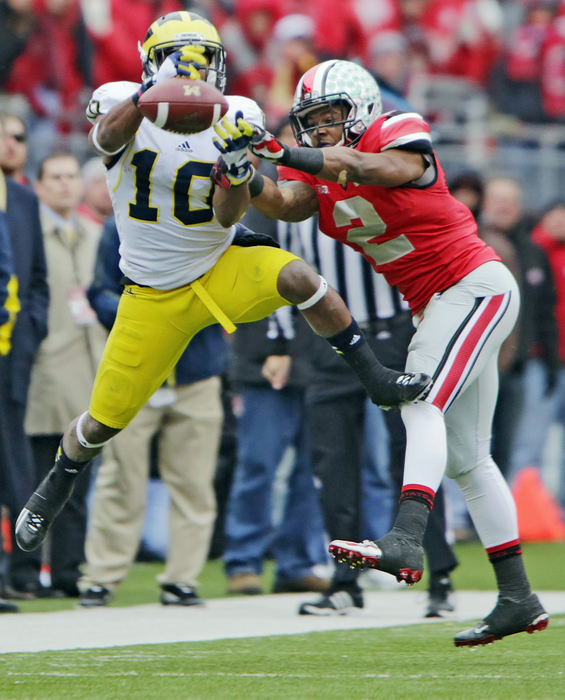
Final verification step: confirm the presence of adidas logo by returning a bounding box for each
[176,140,192,152]
[349,334,361,345]
[396,374,414,386]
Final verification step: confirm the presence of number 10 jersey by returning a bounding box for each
[87,81,263,290]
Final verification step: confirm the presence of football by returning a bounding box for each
[137,78,228,135]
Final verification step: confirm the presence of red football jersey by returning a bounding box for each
[278,111,499,313]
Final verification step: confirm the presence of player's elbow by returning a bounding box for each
[214,207,240,228]
[213,188,250,228]
[213,201,248,228]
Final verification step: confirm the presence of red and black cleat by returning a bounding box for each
[454,593,549,647]
[329,534,424,585]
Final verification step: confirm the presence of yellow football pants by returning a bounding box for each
[89,244,299,429]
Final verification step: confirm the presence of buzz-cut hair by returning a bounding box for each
[36,151,79,181]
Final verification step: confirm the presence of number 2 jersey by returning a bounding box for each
[278,111,499,314]
[87,81,263,290]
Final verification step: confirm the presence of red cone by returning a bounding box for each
[512,467,565,542]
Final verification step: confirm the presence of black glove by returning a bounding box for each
[232,224,279,248]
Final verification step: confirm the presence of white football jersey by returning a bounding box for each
[87,81,264,289]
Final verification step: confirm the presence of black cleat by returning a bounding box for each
[375,371,433,410]
[425,575,455,618]
[340,341,432,409]
[329,530,424,585]
[0,599,19,613]
[454,593,549,647]
[299,589,364,616]
[160,583,204,606]
[78,585,112,608]
[15,467,77,552]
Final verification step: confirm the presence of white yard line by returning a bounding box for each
[2,590,564,654]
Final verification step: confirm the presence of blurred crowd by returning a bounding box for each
[0,0,565,611]
[1,0,565,143]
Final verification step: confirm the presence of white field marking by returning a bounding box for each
[7,671,564,681]
[154,103,170,128]
[8,672,139,677]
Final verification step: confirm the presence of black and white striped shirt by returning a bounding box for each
[277,217,410,325]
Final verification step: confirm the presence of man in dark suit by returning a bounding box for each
[0,120,49,598]
[0,165,19,612]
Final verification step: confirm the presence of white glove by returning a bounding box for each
[134,47,208,105]
[212,111,254,186]
[154,46,207,83]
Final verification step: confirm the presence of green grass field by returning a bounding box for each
[2,619,564,700]
[1,541,564,699]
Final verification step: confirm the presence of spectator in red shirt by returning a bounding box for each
[232,14,320,129]
[540,12,565,120]
[492,0,558,122]
[83,0,184,87]
[2,0,89,134]
[361,0,502,87]
[285,0,366,61]
[519,201,565,514]
[532,202,565,359]
[215,0,284,91]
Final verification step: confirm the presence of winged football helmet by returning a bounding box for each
[290,60,382,147]
[139,11,227,92]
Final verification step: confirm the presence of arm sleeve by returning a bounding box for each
[379,112,433,153]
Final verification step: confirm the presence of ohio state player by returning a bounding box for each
[212,59,548,647]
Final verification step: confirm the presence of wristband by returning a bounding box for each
[282,147,325,174]
[131,78,153,107]
[248,168,264,198]
[90,121,124,157]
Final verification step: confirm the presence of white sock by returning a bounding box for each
[401,401,447,493]
[455,457,518,549]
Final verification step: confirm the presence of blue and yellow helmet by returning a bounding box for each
[139,11,227,92]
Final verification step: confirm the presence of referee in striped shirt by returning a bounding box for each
[281,217,459,617]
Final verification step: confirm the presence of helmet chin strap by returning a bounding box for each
[138,41,150,80]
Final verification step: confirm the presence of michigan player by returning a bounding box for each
[15,14,430,556]
[212,59,549,645]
